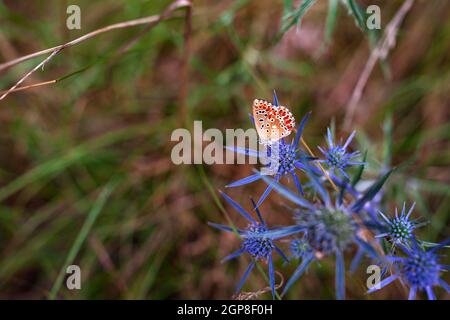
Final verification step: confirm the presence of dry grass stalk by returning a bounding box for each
[343,0,415,129]
[0,0,192,101]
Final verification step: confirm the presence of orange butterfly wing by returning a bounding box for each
[252,99,295,143]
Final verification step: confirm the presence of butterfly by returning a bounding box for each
[252,98,296,144]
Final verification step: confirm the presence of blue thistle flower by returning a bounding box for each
[298,206,357,256]
[318,128,365,180]
[242,223,275,260]
[226,92,314,208]
[305,161,385,226]
[208,192,302,298]
[368,238,450,300]
[375,202,423,245]
[290,237,313,260]
[260,166,390,300]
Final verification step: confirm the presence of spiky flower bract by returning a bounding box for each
[208,192,302,298]
[225,92,314,207]
[318,128,364,180]
[368,238,450,300]
[376,202,423,245]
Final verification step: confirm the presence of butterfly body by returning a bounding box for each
[252,99,295,144]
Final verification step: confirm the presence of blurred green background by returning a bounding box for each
[0,0,448,299]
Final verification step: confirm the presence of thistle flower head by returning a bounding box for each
[269,141,297,175]
[208,192,298,298]
[290,237,312,259]
[318,128,364,179]
[376,202,420,245]
[242,223,274,260]
[368,238,450,300]
[300,206,356,256]
[400,247,440,290]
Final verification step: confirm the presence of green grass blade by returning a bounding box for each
[341,0,366,31]
[382,114,393,167]
[351,150,367,187]
[0,124,148,202]
[352,168,394,212]
[324,0,339,46]
[48,181,118,299]
[280,0,317,35]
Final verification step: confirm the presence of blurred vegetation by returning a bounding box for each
[0,0,448,299]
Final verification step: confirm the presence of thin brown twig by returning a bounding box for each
[178,1,192,126]
[116,8,186,56]
[0,49,61,100]
[233,271,284,300]
[343,0,415,130]
[0,0,190,72]
[0,0,192,101]
[0,79,57,94]
[104,8,186,78]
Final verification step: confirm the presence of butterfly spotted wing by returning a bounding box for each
[252,99,295,144]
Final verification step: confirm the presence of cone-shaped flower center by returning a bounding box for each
[242,223,274,260]
[290,238,312,259]
[390,217,414,242]
[401,250,440,290]
[302,208,356,256]
[326,147,348,169]
[268,143,297,176]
